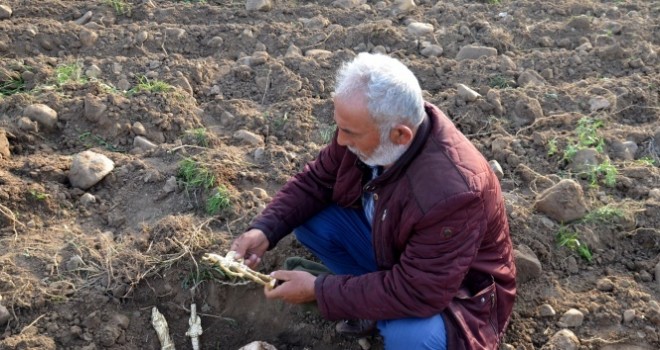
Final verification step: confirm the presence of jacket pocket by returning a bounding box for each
[447,271,499,350]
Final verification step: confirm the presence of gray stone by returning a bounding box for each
[393,0,415,14]
[254,147,266,161]
[539,304,556,317]
[163,176,178,193]
[79,193,96,206]
[569,148,600,173]
[456,45,498,61]
[305,49,333,58]
[500,55,517,71]
[0,128,9,159]
[84,95,107,123]
[655,261,660,287]
[79,28,98,47]
[610,140,637,161]
[85,64,102,78]
[457,84,481,102]
[133,136,157,151]
[535,179,588,222]
[488,160,503,180]
[567,15,591,31]
[0,304,10,325]
[135,30,149,45]
[73,11,93,25]
[173,75,193,95]
[65,255,85,271]
[596,278,615,292]
[541,329,580,350]
[517,69,546,87]
[208,36,224,48]
[589,96,611,112]
[0,5,12,20]
[513,97,543,126]
[234,129,264,146]
[17,117,38,132]
[286,44,303,58]
[68,150,115,190]
[514,244,542,283]
[24,103,58,129]
[300,16,330,30]
[332,0,365,9]
[623,309,636,323]
[421,44,443,57]
[132,122,146,136]
[649,188,660,201]
[558,308,584,328]
[407,22,434,37]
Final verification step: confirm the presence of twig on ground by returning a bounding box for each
[19,314,46,334]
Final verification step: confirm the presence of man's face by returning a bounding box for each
[333,94,381,162]
[333,95,409,167]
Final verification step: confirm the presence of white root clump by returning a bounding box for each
[202,251,277,289]
[186,303,203,350]
[152,307,175,350]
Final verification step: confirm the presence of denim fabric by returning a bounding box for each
[294,204,447,350]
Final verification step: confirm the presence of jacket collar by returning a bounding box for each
[361,102,434,187]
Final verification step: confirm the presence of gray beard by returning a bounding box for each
[349,136,408,167]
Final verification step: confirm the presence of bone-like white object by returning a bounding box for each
[202,251,277,289]
[151,307,176,350]
[185,303,203,350]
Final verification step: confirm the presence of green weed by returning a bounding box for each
[0,73,26,96]
[634,157,656,167]
[54,62,86,86]
[271,112,288,130]
[78,132,122,152]
[177,158,215,191]
[557,226,592,262]
[547,138,558,157]
[206,185,231,215]
[588,160,617,187]
[104,0,131,15]
[128,76,174,94]
[488,75,513,89]
[185,128,209,147]
[583,204,626,224]
[28,189,49,201]
[575,117,604,151]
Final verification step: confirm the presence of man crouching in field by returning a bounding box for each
[230,53,516,350]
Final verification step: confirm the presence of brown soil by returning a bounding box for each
[0,0,659,349]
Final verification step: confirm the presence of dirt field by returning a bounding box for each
[0,0,659,349]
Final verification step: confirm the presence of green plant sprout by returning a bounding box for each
[557,226,593,262]
[185,128,209,147]
[583,204,626,224]
[0,74,26,96]
[78,132,121,152]
[488,75,513,89]
[206,185,231,215]
[128,76,174,94]
[104,0,131,15]
[54,62,86,86]
[588,160,617,187]
[28,189,49,201]
[575,117,604,151]
[547,138,558,157]
[177,158,215,191]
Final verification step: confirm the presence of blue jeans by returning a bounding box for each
[295,204,447,350]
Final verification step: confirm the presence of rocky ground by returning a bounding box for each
[0,0,659,349]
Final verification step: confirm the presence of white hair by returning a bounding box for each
[334,53,425,129]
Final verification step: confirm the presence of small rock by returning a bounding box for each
[17,117,38,132]
[407,22,434,37]
[655,261,660,286]
[165,28,186,41]
[133,136,157,152]
[567,256,579,274]
[456,45,498,60]
[79,193,96,206]
[68,150,115,190]
[358,337,371,350]
[300,16,330,30]
[623,309,636,323]
[79,28,98,47]
[589,96,611,112]
[488,160,503,180]
[305,49,333,58]
[238,341,278,350]
[393,0,415,14]
[0,128,9,159]
[24,103,58,129]
[234,129,264,146]
[596,278,615,292]
[254,147,266,161]
[513,244,542,283]
[557,308,584,328]
[457,84,481,102]
[535,179,588,222]
[131,122,146,136]
[98,324,121,347]
[513,97,543,126]
[500,55,517,71]
[207,36,224,48]
[567,15,591,31]
[84,94,107,123]
[163,176,178,193]
[421,44,443,57]
[173,75,193,95]
[650,188,660,201]
[73,11,93,25]
[0,304,10,325]
[285,44,302,57]
[253,187,269,200]
[517,69,546,87]
[568,148,600,173]
[65,255,85,271]
[539,304,556,317]
[0,5,12,20]
[610,140,637,161]
[639,270,652,282]
[85,64,102,78]
[332,0,365,9]
[111,314,130,330]
[542,329,580,350]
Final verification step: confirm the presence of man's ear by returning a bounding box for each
[389,124,414,145]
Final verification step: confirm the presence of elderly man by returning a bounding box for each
[230,53,516,349]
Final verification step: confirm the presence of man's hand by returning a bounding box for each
[264,270,316,304]
[229,229,269,269]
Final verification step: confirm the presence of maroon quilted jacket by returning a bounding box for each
[250,102,516,349]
